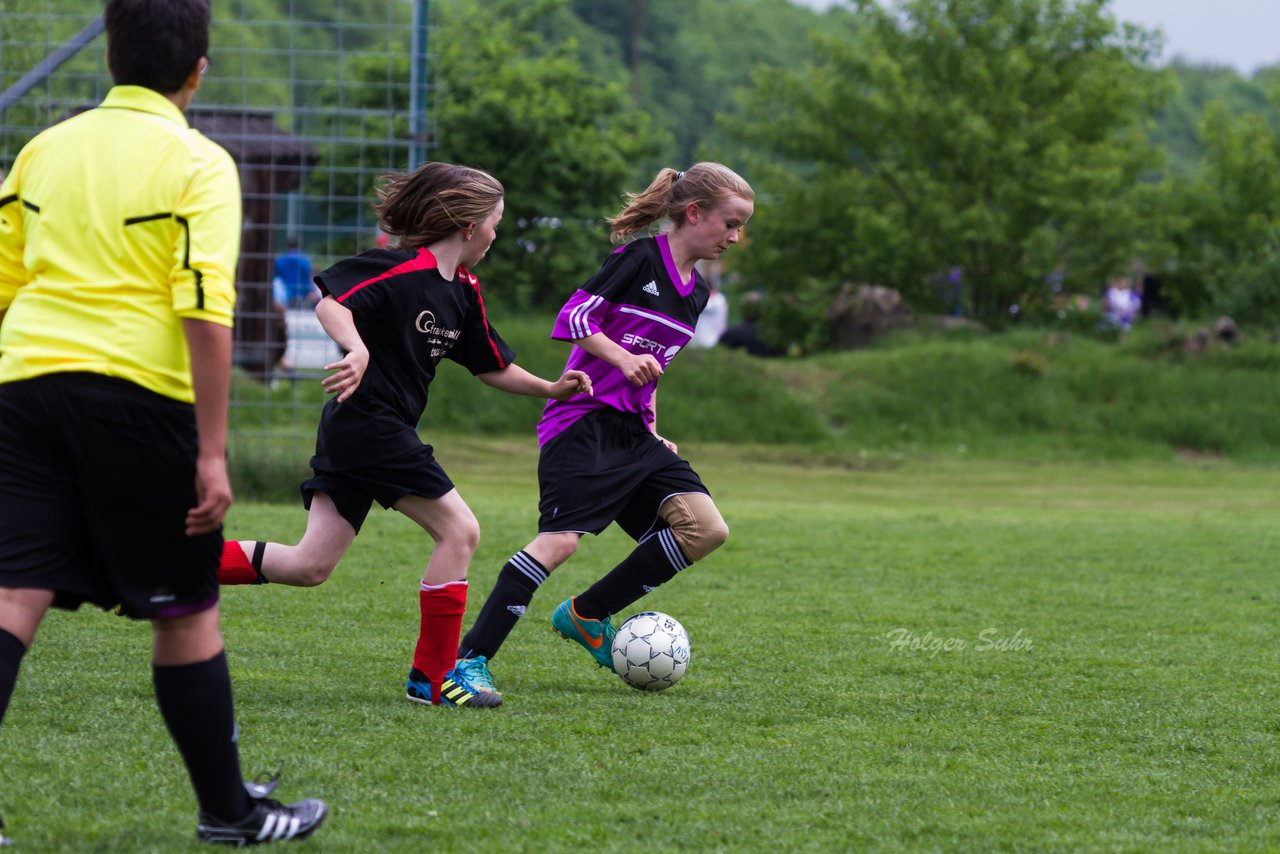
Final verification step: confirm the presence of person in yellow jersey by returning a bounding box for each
[0,0,326,846]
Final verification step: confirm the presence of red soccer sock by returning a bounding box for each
[218,541,264,585]
[412,580,468,703]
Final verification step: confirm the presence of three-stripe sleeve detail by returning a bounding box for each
[569,294,603,339]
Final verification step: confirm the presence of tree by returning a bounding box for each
[429,0,662,308]
[0,2,106,151]
[299,0,663,308]
[729,0,1172,347]
[1164,97,1280,323]
[563,0,844,169]
[1150,61,1280,179]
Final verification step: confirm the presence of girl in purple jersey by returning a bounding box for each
[457,162,755,695]
[216,162,592,708]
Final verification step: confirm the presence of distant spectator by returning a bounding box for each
[1139,271,1164,317]
[272,237,315,308]
[691,284,728,347]
[1102,274,1142,331]
[719,291,784,357]
[931,266,964,316]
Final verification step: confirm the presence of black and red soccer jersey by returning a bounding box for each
[311,247,514,469]
[538,234,709,445]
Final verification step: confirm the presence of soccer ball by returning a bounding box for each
[610,611,690,691]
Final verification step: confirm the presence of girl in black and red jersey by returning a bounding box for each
[217,162,591,708]
[455,162,755,697]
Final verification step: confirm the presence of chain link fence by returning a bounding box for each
[1,1,433,491]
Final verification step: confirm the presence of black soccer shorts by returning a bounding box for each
[536,408,709,541]
[0,374,220,619]
[301,442,455,533]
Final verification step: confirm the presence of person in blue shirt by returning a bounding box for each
[273,237,315,308]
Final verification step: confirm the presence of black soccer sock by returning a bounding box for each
[153,651,252,823]
[575,528,689,619]
[458,551,549,660]
[0,629,26,724]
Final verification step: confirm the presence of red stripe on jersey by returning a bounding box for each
[333,247,439,302]
[460,266,509,369]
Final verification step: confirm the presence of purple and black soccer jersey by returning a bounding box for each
[311,247,514,470]
[538,234,709,446]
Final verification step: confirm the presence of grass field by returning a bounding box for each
[4,438,1280,851]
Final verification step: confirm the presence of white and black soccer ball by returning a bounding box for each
[610,611,690,691]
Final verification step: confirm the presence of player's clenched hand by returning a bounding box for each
[322,347,369,402]
[653,433,678,454]
[549,369,593,400]
[187,454,233,536]
[619,352,663,386]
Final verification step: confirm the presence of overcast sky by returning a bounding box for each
[1108,0,1278,73]
[791,0,1280,75]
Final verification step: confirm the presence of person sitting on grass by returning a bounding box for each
[216,162,592,709]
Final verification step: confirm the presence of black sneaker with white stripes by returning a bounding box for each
[197,796,327,846]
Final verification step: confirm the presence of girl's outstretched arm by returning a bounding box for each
[477,364,592,400]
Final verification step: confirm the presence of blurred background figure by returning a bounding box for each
[691,284,728,347]
[1103,273,1142,331]
[931,266,964,317]
[720,291,784,357]
[272,236,316,309]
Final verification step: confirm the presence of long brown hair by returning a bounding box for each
[373,162,504,250]
[607,162,754,243]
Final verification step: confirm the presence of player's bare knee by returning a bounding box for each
[662,493,729,563]
[454,524,481,558]
[530,532,578,569]
[461,513,482,554]
[435,514,480,561]
[543,539,578,568]
[295,559,339,587]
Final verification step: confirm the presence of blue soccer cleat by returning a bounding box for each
[405,667,502,708]
[551,597,617,671]
[453,654,501,697]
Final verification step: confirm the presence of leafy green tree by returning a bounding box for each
[729,0,1173,347]
[293,0,663,307]
[1164,98,1280,323]
[430,0,663,308]
[0,1,107,153]
[1151,61,1280,178]
[562,0,847,169]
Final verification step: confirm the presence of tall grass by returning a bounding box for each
[790,329,1280,460]
[231,317,1280,498]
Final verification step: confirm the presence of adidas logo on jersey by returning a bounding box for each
[642,280,660,296]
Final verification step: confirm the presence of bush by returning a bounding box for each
[229,316,1280,498]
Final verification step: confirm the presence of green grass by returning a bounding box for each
[229,318,1280,502]
[4,439,1280,851]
